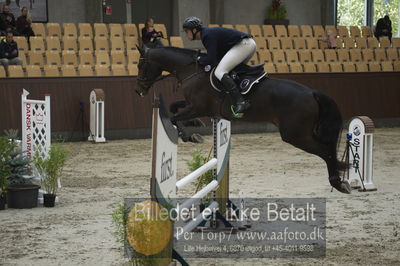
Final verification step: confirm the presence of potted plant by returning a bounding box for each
[0,136,13,210]
[33,144,68,207]
[264,0,289,26]
[5,131,41,209]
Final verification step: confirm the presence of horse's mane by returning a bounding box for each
[163,46,201,57]
[151,46,204,66]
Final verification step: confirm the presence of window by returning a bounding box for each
[337,0,399,37]
[337,0,366,26]
[373,0,399,37]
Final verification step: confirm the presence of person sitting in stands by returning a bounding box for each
[0,31,22,75]
[374,15,392,41]
[141,17,163,47]
[0,5,18,36]
[319,29,336,49]
[16,7,34,39]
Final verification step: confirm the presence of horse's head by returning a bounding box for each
[136,45,163,97]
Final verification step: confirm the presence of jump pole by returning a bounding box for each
[148,95,232,265]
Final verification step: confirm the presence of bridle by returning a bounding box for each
[137,55,163,85]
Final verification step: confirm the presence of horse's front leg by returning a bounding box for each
[171,105,204,143]
[169,100,187,114]
[170,100,205,127]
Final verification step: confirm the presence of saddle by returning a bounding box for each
[210,63,268,95]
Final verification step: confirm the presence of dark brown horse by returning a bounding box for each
[135,46,351,194]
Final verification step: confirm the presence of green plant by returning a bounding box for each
[33,144,68,195]
[186,148,214,194]
[3,129,32,186]
[8,149,32,185]
[111,201,129,244]
[267,0,287,20]
[0,136,15,194]
[4,129,18,141]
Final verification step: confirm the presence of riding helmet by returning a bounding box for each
[182,17,203,31]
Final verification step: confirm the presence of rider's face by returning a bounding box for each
[184,29,194,40]
[184,29,200,41]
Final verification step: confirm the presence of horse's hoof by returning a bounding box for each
[189,133,204,143]
[338,181,352,194]
[178,132,189,142]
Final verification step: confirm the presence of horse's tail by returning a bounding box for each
[312,91,348,171]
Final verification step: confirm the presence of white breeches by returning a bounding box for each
[214,37,256,81]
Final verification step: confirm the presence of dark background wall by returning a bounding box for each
[46,0,336,33]
[102,0,127,23]
[130,0,173,35]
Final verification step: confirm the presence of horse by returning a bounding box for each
[135,45,351,194]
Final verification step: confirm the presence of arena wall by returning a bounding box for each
[1,73,399,140]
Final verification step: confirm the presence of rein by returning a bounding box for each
[176,69,204,86]
[141,64,203,86]
[175,49,203,87]
[139,48,205,93]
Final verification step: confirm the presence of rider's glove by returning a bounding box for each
[196,55,211,72]
[204,65,211,72]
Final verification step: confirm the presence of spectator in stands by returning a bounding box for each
[0,30,22,75]
[0,12,6,35]
[0,5,17,35]
[319,30,336,49]
[374,15,392,41]
[16,7,34,38]
[141,17,163,47]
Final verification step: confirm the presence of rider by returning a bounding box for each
[182,17,256,116]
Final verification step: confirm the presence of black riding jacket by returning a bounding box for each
[0,38,19,59]
[199,27,252,67]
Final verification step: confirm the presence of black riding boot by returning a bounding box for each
[221,74,250,115]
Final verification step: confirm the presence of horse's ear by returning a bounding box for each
[137,45,143,55]
[143,45,150,55]
[137,44,150,56]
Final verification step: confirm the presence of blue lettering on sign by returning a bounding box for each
[161,152,174,183]
[353,138,360,173]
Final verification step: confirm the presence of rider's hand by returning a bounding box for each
[196,56,211,72]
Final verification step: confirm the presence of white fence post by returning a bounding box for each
[88,89,106,143]
[21,89,54,202]
[21,89,51,160]
[348,116,377,191]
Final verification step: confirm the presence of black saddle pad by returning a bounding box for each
[211,63,268,94]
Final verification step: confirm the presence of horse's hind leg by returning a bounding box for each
[280,127,351,194]
[289,138,350,194]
